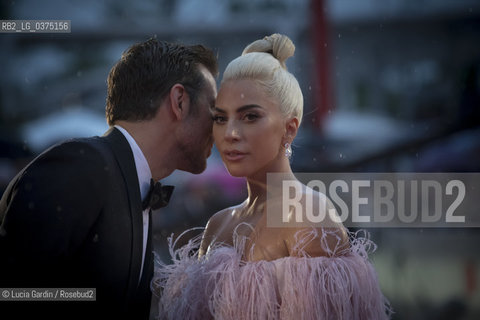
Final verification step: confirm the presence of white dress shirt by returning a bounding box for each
[114,125,151,284]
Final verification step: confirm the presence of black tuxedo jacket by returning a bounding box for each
[0,127,153,319]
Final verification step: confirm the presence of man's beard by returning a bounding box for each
[178,140,207,174]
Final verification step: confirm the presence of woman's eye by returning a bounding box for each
[244,113,259,122]
[212,115,227,124]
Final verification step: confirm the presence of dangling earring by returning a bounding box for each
[284,142,292,159]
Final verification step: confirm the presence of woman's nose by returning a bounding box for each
[224,121,241,142]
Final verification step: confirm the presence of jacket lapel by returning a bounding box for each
[102,127,143,299]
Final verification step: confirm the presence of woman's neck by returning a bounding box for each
[245,157,295,214]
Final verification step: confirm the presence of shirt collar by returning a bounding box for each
[114,125,152,201]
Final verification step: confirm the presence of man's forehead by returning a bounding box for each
[198,64,217,96]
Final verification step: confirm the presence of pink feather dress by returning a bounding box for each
[152,227,391,320]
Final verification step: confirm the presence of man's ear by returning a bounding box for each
[169,84,190,121]
[284,117,299,143]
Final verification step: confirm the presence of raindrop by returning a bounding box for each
[338,34,342,39]
[240,93,245,99]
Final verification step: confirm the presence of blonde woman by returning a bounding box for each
[153,34,391,320]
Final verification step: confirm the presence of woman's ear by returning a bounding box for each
[284,117,299,143]
[169,84,190,120]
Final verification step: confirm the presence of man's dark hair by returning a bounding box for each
[106,38,218,125]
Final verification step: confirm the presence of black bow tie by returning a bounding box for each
[142,179,175,211]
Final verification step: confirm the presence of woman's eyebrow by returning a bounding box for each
[212,106,226,113]
[236,104,263,113]
[213,104,263,114]
[208,98,216,111]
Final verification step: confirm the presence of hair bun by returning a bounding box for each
[242,33,295,69]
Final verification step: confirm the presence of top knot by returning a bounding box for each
[242,33,295,69]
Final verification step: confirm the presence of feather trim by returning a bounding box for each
[152,227,392,320]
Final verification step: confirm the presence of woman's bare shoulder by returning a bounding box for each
[205,202,245,230]
[282,186,349,257]
[199,202,245,257]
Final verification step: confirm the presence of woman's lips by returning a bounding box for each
[223,150,248,162]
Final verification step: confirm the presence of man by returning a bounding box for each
[0,39,217,319]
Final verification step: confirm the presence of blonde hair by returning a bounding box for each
[222,34,304,124]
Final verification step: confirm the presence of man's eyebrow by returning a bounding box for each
[213,104,264,114]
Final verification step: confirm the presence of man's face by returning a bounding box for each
[177,65,217,174]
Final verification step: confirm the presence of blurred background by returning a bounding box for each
[1,0,479,318]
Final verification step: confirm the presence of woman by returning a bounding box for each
[153,34,391,319]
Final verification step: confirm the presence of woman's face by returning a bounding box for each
[213,79,286,178]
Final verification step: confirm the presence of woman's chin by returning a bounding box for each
[224,166,248,178]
